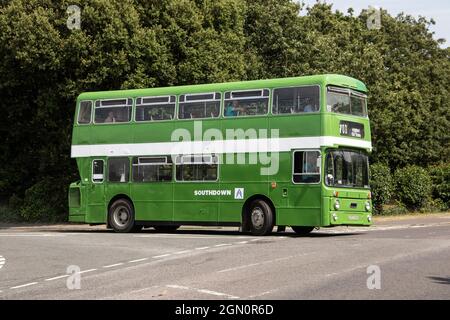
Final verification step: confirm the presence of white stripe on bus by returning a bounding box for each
[71,136,372,158]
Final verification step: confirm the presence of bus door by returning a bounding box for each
[130,156,174,222]
[289,150,322,226]
[88,159,107,222]
[173,155,219,223]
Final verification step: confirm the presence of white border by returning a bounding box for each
[72,136,372,158]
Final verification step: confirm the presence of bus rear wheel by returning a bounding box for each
[108,199,141,233]
[248,199,274,236]
[291,226,314,235]
[153,225,180,233]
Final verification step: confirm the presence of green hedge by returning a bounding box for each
[428,163,450,209]
[17,177,67,222]
[370,163,394,214]
[394,166,432,210]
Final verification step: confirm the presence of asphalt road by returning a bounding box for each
[0,215,449,300]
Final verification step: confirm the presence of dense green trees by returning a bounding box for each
[0,0,448,220]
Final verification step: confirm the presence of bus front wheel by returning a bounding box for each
[248,199,274,236]
[291,226,314,235]
[108,199,141,233]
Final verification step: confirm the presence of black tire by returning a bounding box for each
[153,225,180,233]
[108,199,141,233]
[248,199,274,236]
[291,226,314,236]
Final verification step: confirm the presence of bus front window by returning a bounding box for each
[325,150,369,189]
[327,86,367,117]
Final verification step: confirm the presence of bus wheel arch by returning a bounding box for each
[107,194,141,232]
[241,195,276,235]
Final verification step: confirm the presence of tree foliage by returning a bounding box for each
[394,166,433,210]
[369,163,394,214]
[0,0,448,220]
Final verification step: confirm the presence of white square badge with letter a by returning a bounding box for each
[234,188,244,200]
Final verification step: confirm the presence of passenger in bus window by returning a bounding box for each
[104,110,116,123]
[224,100,243,116]
[303,98,317,112]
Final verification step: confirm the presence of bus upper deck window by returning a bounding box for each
[136,96,176,122]
[272,86,320,114]
[94,98,132,124]
[224,90,269,117]
[178,93,221,120]
[327,87,367,117]
[78,101,92,124]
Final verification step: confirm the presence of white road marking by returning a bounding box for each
[79,268,97,274]
[166,284,190,290]
[247,290,277,299]
[102,286,161,299]
[235,241,249,244]
[134,235,251,239]
[173,250,192,255]
[218,262,260,273]
[10,282,38,289]
[197,289,239,299]
[195,246,210,250]
[44,275,69,281]
[316,222,450,234]
[0,233,65,237]
[250,239,260,242]
[103,263,124,268]
[153,254,171,258]
[214,243,232,247]
[125,285,160,294]
[166,284,239,299]
[128,258,149,263]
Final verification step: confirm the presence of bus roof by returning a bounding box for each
[77,74,367,101]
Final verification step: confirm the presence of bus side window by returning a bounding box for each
[78,101,92,124]
[108,158,130,183]
[223,90,269,117]
[94,99,132,124]
[92,160,104,183]
[178,93,221,120]
[132,156,173,182]
[293,151,320,183]
[272,86,320,114]
[175,155,218,181]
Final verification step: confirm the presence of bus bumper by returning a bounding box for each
[329,211,372,226]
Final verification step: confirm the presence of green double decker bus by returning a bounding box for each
[69,74,373,235]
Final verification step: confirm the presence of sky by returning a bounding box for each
[301,0,450,47]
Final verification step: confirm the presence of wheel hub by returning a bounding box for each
[251,207,265,229]
[113,206,130,227]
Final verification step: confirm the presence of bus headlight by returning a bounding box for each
[365,202,371,211]
[334,200,340,210]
